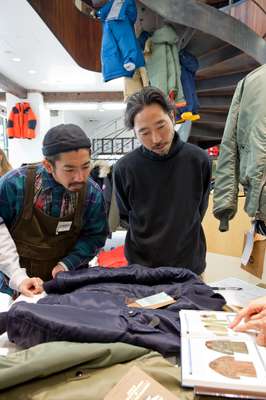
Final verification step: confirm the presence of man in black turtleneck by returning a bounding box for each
[114,87,211,275]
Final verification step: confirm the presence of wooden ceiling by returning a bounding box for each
[28,0,102,72]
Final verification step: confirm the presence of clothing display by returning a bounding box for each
[7,102,37,139]
[0,341,194,400]
[0,265,225,354]
[96,0,145,82]
[213,64,266,232]
[145,25,186,107]
[114,133,211,275]
[0,164,107,286]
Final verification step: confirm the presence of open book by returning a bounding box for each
[180,310,266,398]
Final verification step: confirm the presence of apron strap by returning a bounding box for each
[73,183,87,229]
[23,165,37,220]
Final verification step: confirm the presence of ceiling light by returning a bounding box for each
[103,102,126,110]
[12,57,21,62]
[46,102,99,111]
[28,69,37,74]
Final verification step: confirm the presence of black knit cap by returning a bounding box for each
[42,124,91,156]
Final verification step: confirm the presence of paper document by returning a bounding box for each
[209,277,266,308]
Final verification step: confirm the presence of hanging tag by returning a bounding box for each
[56,221,72,235]
[241,222,256,266]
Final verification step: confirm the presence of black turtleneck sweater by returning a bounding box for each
[114,133,211,275]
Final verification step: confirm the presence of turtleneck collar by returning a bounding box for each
[139,132,184,161]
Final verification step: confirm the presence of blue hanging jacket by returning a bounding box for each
[96,0,145,82]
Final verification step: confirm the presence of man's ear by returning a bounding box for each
[170,111,175,125]
[42,159,53,174]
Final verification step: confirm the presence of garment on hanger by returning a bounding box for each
[123,66,149,100]
[213,65,266,232]
[96,0,145,82]
[123,31,150,100]
[7,102,37,139]
[176,49,200,124]
[145,25,186,108]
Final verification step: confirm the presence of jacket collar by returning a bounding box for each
[37,164,62,191]
[140,132,184,161]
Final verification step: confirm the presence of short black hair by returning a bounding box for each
[45,154,61,166]
[124,86,176,130]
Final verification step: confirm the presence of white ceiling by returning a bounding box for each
[0,0,123,93]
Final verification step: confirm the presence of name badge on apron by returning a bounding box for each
[56,221,72,235]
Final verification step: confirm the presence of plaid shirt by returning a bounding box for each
[0,164,108,270]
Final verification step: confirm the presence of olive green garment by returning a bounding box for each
[213,64,266,231]
[0,341,194,400]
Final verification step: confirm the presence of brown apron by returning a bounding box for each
[11,165,86,281]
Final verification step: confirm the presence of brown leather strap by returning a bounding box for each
[23,165,38,220]
[73,183,87,229]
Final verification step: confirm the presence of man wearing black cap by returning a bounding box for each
[0,124,108,296]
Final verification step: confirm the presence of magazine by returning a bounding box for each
[180,310,266,397]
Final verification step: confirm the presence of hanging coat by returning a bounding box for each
[178,49,200,115]
[7,102,37,139]
[96,0,145,82]
[213,65,266,231]
[145,25,185,107]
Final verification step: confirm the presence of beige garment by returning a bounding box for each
[209,356,257,379]
[205,340,248,355]
[123,66,150,101]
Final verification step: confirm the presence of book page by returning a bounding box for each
[180,310,266,394]
[180,310,250,338]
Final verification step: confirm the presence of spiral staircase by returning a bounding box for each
[27,0,266,149]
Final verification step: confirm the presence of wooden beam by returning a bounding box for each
[43,92,124,103]
[0,72,27,99]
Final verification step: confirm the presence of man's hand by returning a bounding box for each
[52,264,65,279]
[18,277,43,297]
[229,296,266,346]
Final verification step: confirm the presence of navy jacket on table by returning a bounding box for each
[1,265,225,356]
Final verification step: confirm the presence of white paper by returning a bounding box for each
[209,277,266,308]
[136,292,173,307]
[180,310,266,394]
[241,223,255,266]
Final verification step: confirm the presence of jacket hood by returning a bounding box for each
[152,25,180,45]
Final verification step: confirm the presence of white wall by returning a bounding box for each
[6,92,50,168]
[85,117,133,139]
[49,110,88,135]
